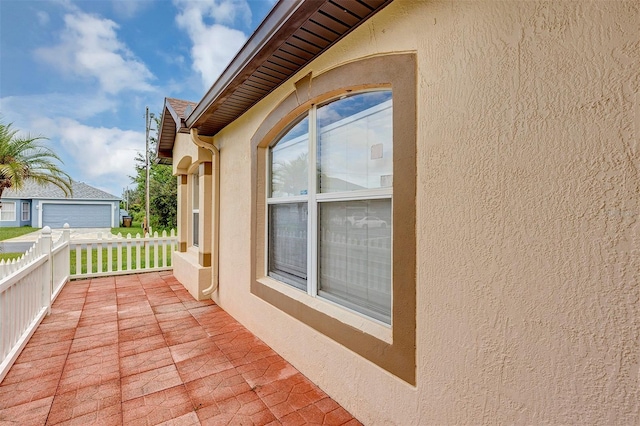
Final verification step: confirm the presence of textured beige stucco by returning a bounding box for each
[172,250,211,300]
[172,132,213,300]
[192,1,640,424]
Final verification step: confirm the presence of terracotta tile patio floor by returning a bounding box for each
[0,272,361,425]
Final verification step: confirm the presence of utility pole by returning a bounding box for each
[145,107,151,235]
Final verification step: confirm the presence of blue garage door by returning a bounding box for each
[42,204,111,228]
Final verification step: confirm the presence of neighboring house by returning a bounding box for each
[1,181,120,228]
[158,1,639,425]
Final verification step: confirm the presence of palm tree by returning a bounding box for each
[272,152,308,197]
[0,119,72,201]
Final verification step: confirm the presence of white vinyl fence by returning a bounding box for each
[0,226,68,382]
[71,229,176,279]
[0,225,177,381]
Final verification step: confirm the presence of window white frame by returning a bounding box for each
[266,91,393,324]
[21,202,30,221]
[0,202,16,222]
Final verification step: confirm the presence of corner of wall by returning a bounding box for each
[172,251,212,301]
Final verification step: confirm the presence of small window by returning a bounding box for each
[21,202,30,221]
[192,171,199,247]
[1,202,16,221]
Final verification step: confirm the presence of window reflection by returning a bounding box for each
[318,199,392,323]
[271,116,309,197]
[317,92,393,193]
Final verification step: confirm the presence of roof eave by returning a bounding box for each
[185,0,395,137]
[186,0,314,129]
[156,99,186,163]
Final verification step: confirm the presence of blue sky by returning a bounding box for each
[0,0,275,198]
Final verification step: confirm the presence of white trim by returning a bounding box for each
[316,188,393,202]
[308,105,318,298]
[0,202,16,222]
[266,195,308,204]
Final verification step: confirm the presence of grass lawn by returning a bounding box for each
[0,227,38,261]
[0,223,175,268]
[70,245,172,275]
[0,252,25,261]
[0,226,37,241]
[73,222,175,274]
[111,221,144,236]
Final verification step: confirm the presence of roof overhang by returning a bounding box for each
[157,97,196,164]
[157,0,394,162]
[187,0,394,137]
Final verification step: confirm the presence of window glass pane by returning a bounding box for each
[192,172,199,209]
[22,202,29,221]
[193,212,199,247]
[270,116,309,198]
[269,203,307,290]
[1,202,15,221]
[317,91,393,193]
[318,199,392,323]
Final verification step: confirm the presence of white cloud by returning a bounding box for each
[8,115,144,197]
[173,0,250,88]
[56,118,144,180]
[34,11,155,94]
[1,93,118,124]
[36,11,50,26]
[174,0,251,27]
[190,24,248,88]
[111,0,150,19]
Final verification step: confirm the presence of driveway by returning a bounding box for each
[0,228,112,253]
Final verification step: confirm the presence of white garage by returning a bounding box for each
[41,203,113,228]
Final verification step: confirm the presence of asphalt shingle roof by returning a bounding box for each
[166,97,197,120]
[2,181,120,200]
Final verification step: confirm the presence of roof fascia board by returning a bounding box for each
[165,100,182,129]
[156,99,180,161]
[186,0,314,128]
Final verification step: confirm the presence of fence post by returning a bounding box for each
[62,223,71,283]
[41,226,52,315]
[63,223,71,243]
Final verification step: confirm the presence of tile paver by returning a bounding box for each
[0,271,361,425]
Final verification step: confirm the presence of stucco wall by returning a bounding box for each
[209,1,640,424]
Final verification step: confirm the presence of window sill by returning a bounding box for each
[256,276,392,344]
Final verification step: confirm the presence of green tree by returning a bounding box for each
[149,162,177,229]
[130,115,177,230]
[272,152,308,196]
[0,119,72,200]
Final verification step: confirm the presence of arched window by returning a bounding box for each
[251,54,416,384]
[267,91,393,323]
